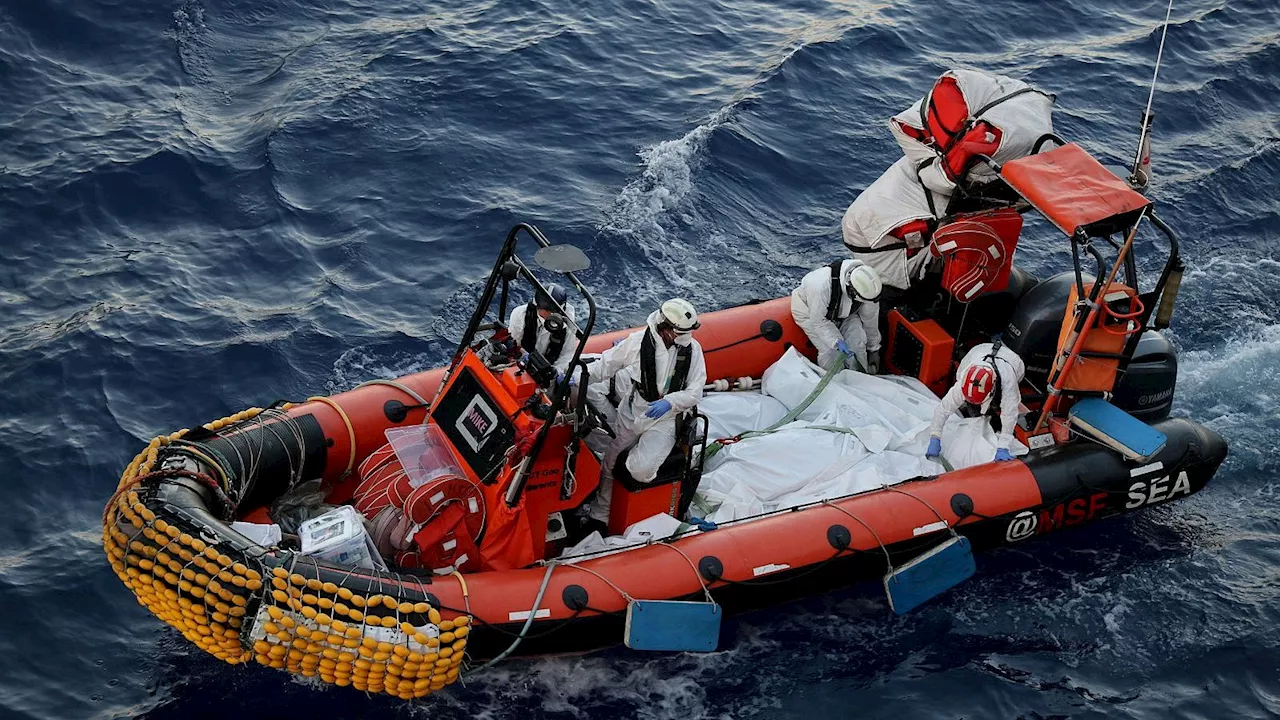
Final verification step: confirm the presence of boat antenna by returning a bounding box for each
[1130,0,1175,190]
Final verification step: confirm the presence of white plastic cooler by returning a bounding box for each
[299,505,387,571]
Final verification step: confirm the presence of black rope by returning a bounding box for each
[713,549,852,587]
[581,604,618,616]
[702,332,765,354]
[465,607,587,641]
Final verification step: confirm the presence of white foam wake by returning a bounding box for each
[602,106,734,243]
[1174,323,1280,477]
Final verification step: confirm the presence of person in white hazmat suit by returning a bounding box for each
[790,259,884,372]
[584,298,707,525]
[926,341,1026,463]
[841,69,1054,291]
[508,283,576,379]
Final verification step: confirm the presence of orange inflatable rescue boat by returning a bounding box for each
[104,142,1227,701]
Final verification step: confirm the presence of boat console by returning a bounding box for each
[391,224,711,568]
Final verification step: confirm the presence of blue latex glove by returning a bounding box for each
[993,447,1014,462]
[555,371,566,385]
[835,339,851,355]
[688,516,718,532]
[926,436,942,459]
[645,399,672,418]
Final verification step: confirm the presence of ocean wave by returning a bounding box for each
[2,0,1279,717]
[1175,323,1280,477]
[601,105,734,244]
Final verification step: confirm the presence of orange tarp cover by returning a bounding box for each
[1001,143,1150,238]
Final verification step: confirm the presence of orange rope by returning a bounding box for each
[308,395,358,478]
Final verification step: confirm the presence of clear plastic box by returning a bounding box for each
[385,423,466,488]
[299,505,387,571]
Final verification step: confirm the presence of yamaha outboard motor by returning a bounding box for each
[1004,271,1176,422]
[1110,331,1177,421]
[1003,273,1079,385]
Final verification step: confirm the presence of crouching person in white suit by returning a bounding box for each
[584,298,707,525]
[791,259,884,372]
[926,341,1026,463]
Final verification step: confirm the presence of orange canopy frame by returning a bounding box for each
[1001,143,1151,238]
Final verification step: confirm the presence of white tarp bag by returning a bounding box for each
[879,373,943,404]
[939,415,1030,470]
[832,370,935,440]
[785,449,941,508]
[762,348,925,450]
[698,422,945,524]
[841,156,950,290]
[560,513,689,561]
[889,68,1055,195]
[697,424,870,523]
[808,402,893,453]
[760,346,829,410]
[693,348,946,523]
[695,477,767,523]
[699,391,790,443]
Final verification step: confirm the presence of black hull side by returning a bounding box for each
[133,418,1226,662]
[461,418,1227,659]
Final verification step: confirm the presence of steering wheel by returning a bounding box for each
[1100,293,1146,337]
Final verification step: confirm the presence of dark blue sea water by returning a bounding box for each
[2,0,1278,717]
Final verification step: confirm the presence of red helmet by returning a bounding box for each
[961,363,996,405]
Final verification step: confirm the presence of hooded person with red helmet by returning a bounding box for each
[926,340,1026,462]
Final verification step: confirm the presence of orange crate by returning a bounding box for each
[608,476,683,536]
[885,310,955,396]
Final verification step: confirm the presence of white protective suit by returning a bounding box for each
[842,69,1055,290]
[841,156,950,291]
[509,302,578,375]
[790,259,882,371]
[929,342,1026,451]
[585,311,707,523]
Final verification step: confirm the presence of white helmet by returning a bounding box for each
[845,263,883,302]
[660,298,700,334]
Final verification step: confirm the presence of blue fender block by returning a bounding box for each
[624,600,722,652]
[1069,398,1168,462]
[884,535,976,614]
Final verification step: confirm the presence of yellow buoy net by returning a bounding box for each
[101,405,472,700]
